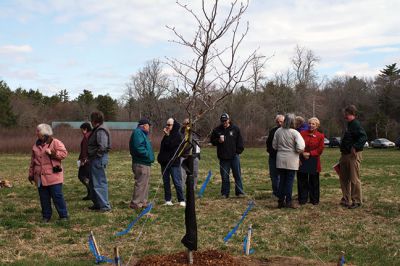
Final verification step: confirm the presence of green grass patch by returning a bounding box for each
[0,148,399,265]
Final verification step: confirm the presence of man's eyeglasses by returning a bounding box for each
[166,124,173,126]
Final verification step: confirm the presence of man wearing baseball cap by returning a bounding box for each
[210,113,245,198]
[129,118,155,210]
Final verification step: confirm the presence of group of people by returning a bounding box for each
[28,105,367,222]
[28,111,112,222]
[266,105,367,209]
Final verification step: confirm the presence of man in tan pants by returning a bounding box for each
[129,118,154,210]
[339,105,367,209]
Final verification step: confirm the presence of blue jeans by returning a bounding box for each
[90,154,111,210]
[220,154,244,197]
[268,156,280,197]
[38,183,68,220]
[277,169,296,204]
[162,165,184,202]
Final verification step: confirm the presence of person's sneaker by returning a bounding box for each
[88,205,99,210]
[42,218,50,223]
[220,194,229,199]
[58,217,69,222]
[348,203,361,209]
[179,201,186,207]
[236,193,245,198]
[163,201,173,206]
[278,201,285,208]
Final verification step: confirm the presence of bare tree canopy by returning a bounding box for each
[166,0,259,122]
[124,59,170,124]
[291,45,320,88]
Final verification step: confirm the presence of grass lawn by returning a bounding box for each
[0,148,399,265]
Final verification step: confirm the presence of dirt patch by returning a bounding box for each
[133,250,337,265]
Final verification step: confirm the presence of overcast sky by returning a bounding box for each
[1,0,399,99]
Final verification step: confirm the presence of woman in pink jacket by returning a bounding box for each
[28,124,69,222]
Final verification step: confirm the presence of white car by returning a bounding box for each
[370,138,395,148]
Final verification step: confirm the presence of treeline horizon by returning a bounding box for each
[1,57,399,150]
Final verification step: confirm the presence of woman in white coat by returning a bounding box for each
[272,113,305,208]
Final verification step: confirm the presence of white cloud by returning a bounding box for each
[0,45,32,54]
[335,62,379,78]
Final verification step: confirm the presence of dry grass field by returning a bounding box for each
[0,148,399,265]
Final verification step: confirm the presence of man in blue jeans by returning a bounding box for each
[157,118,185,207]
[88,111,112,212]
[211,113,245,198]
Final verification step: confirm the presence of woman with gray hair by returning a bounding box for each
[28,123,69,222]
[272,114,305,208]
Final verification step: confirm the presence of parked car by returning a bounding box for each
[324,138,330,146]
[328,137,341,148]
[370,138,395,148]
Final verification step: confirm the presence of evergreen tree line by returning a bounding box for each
[1,61,399,144]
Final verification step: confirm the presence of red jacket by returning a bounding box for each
[300,130,324,172]
[29,137,68,186]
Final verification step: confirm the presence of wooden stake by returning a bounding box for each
[187,249,193,264]
[90,231,101,257]
[114,247,121,266]
[245,224,252,256]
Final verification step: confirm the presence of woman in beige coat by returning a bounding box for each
[272,114,305,208]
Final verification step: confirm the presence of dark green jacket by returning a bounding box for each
[340,119,367,154]
[129,127,155,166]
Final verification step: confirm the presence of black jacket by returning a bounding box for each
[266,126,280,158]
[340,119,367,154]
[157,120,183,167]
[210,123,244,160]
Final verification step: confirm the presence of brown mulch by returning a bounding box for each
[133,249,338,266]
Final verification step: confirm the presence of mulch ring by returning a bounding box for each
[133,249,338,265]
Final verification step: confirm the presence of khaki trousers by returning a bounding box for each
[339,152,362,204]
[131,163,151,208]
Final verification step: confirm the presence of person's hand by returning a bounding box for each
[163,127,170,136]
[351,147,357,157]
[45,148,52,155]
[303,152,310,159]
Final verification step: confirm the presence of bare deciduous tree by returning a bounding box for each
[249,53,270,93]
[291,45,320,88]
[125,59,170,125]
[166,0,258,123]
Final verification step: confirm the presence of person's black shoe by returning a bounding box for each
[221,194,229,199]
[58,217,69,222]
[82,195,91,200]
[298,201,307,205]
[88,205,99,210]
[42,218,50,223]
[278,201,285,208]
[348,203,361,209]
[286,202,298,209]
[311,202,319,205]
[96,208,111,213]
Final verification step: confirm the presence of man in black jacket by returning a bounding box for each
[210,113,245,198]
[266,114,284,197]
[339,105,367,209]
